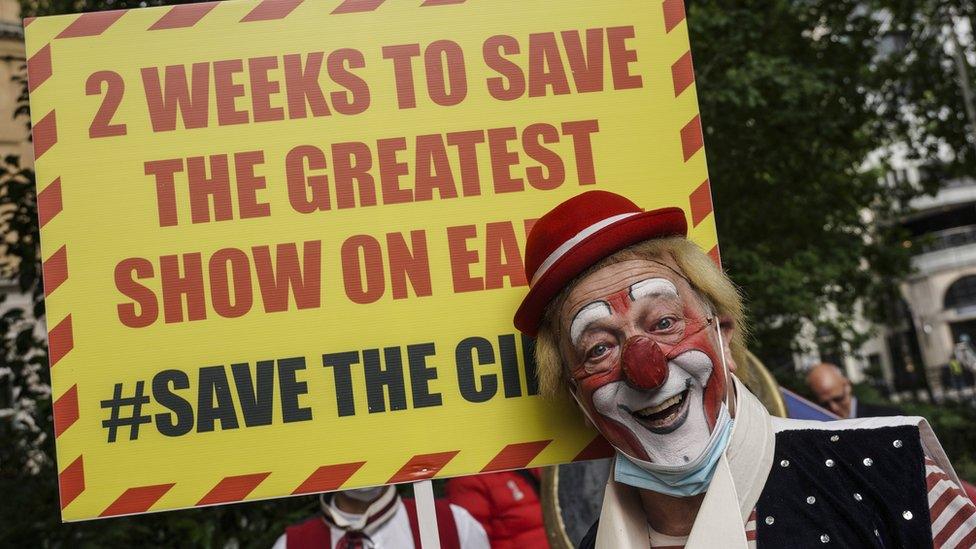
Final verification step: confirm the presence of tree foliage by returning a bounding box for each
[689,0,976,369]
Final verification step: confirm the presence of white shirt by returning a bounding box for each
[271,501,489,549]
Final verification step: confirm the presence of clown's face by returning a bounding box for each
[559,258,734,466]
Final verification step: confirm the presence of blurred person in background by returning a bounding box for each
[948,357,967,399]
[953,335,976,373]
[273,485,489,549]
[806,362,902,419]
[446,469,550,548]
[950,336,976,404]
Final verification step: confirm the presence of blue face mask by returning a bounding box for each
[614,403,734,497]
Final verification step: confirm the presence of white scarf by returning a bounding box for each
[320,485,400,538]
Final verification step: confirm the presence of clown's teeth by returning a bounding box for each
[635,391,685,417]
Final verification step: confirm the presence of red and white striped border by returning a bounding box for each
[83,438,552,516]
[662,0,719,265]
[28,25,84,511]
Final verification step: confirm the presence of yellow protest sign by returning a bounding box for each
[25,0,716,521]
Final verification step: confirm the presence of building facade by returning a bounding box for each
[0,0,32,328]
[859,167,976,398]
[0,0,28,162]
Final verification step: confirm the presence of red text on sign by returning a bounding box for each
[145,151,271,227]
[446,218,537,293]
[483,26,643,100]
[382,40,468,109]
[340,230,433,304]
[140,50,369,132]
[285,119,599,213]
[115,241,321,327]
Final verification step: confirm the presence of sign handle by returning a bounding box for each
[413,480,442,548]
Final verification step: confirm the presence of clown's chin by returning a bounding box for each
[628,386,691,435]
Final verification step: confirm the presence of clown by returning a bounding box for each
[554,245,739,478]
[514,191,976,548]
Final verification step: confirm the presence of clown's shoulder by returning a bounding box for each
[752,414,963,549]
[579,413,969,549]
[768,413,959,481]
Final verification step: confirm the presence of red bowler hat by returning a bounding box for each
[514,191,687,337]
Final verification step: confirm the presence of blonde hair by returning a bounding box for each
[533,237,748,397]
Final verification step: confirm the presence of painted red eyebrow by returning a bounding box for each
[605,287,631,315]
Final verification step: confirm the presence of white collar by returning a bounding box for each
[594,376,775,549]
[320,486,399,534]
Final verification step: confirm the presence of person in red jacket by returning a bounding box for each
[446,469,550,549]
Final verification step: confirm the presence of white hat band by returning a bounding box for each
[530,212,640,286]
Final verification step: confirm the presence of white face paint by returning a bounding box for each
[571,301,613,345]
[628,278,679,302]
[591,350,715,466]
[570,279,679,346]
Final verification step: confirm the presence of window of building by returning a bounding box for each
[944,276,976,310]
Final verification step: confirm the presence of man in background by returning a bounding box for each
[806,362,901,418]
[953,335,976,373]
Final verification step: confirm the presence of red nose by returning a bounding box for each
[621,336,669,390]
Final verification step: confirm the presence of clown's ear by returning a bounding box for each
[717,315,738,373]
[567,380,596,429]
[718,315,735,343]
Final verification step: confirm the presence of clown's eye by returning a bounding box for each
[654,317,676,331]
[588,343,610,359]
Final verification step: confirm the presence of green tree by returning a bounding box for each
[689,0,976,370]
